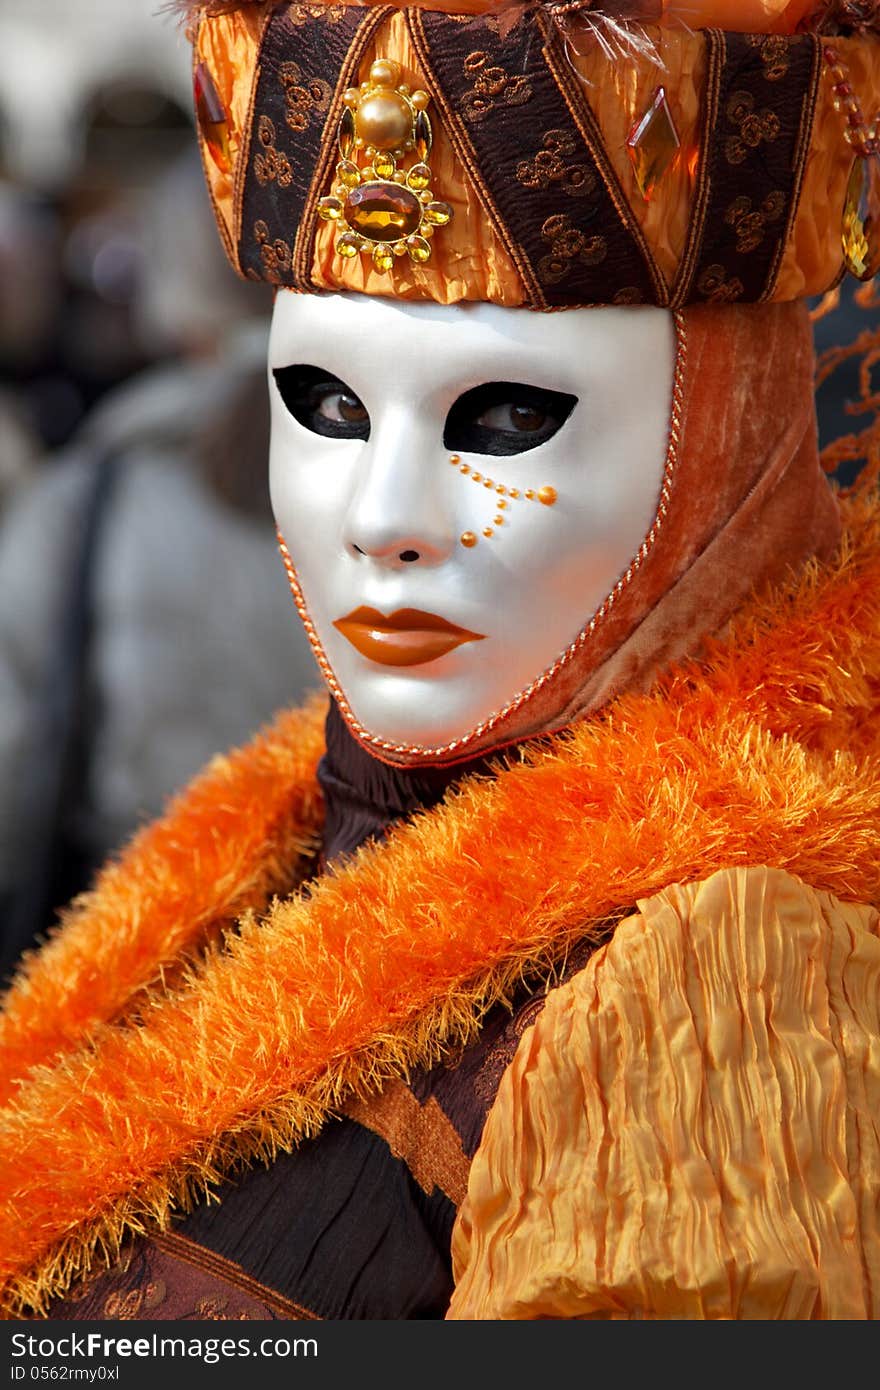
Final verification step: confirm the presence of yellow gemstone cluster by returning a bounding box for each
[317,59,452,274]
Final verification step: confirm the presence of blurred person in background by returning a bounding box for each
[0,149,319,975]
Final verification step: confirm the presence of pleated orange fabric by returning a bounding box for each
[449,865,880,1320]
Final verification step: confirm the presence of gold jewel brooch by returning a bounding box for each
[318,58,452,273]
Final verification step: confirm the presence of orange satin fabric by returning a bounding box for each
[448,866,880,1320]
[196,8,267,270]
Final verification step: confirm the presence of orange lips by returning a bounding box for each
[333,606,486,667]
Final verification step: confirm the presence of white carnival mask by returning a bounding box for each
[268,290,675,756]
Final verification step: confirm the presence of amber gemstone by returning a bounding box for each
[338,106,356,158]
[372,244,395,273]
[415,110,433,161]
[423,201,452,226]
[345,183,422,241]
[406,234,432,264]
[318,196,343,221]
[356,91,412,150]
[194,63,233,175]
[406,162,431,192]
[626,86,681,201]
[337,158,360,187]
[374,150,397,179]
[842,153,880,281]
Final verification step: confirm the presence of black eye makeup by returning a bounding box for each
[273,364,370,440]
[443,382,578,457]
[273,369,578,456]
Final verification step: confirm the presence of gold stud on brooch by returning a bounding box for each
[317,59,452,274]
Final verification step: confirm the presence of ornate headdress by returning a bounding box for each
[182,0,879,765]
[186,0,880,308]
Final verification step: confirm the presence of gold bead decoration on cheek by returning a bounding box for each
[448,456,557,547]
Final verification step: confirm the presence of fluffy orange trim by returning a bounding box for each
[1,489,880,1317]
[0,692,328,1109]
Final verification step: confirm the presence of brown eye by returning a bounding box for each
[445,381,577,457]
[476,403,549,433]
[337,393,369,424]
[510,404,547,432]
[272,365,371,440]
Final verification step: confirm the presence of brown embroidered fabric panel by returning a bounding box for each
[685,30,820,305]
[237,5,378,287]
[47,1234,318,1321]
[410,9,659,308]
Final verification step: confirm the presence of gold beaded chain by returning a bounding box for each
[824,42,878,154]
[824,42,880,280]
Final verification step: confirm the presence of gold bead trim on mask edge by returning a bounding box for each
[276,310,687,761]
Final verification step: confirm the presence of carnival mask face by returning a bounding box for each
[269,291,676,752]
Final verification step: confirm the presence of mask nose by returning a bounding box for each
[342,406,455,567]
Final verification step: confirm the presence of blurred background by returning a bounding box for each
[0,0,875,978]
[0,0,320,977]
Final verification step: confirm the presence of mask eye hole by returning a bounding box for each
[273,364,370,440]
[443,382,577,457]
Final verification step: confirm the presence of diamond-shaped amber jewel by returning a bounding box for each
[194,62,233,175]
[626,86,680,202]
[842,153,880,281]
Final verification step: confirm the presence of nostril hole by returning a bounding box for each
[399,550,420,563]
[352,544,366,556]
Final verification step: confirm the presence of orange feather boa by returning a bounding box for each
[1,487,880,1317]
